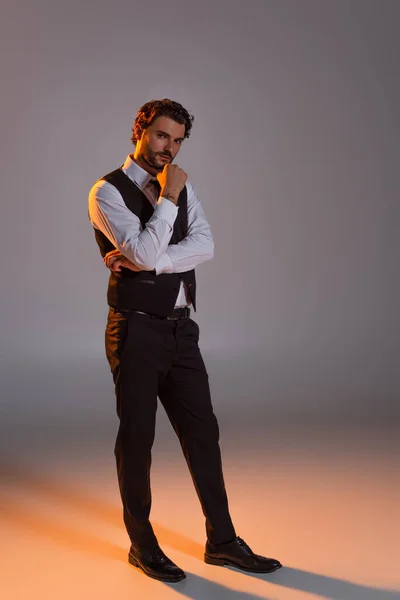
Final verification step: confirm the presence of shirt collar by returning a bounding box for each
[122,154,155,189]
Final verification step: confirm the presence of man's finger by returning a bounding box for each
[104,249,122,262]
[112,259,123,272]
[105,255,119,268]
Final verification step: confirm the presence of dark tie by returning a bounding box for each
[149,178,161,197]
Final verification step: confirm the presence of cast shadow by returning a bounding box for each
[1,461,398,600]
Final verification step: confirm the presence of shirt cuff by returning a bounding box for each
[155,252,174,275]
[153,197,178,227]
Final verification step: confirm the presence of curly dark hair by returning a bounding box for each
[131,98,194,145]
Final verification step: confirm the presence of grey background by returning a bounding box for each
[0,0,399,433]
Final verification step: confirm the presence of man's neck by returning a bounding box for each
[131,153,157,177]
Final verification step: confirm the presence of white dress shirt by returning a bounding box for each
[88,154,214,308]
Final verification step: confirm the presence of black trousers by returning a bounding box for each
[105,307,236,550]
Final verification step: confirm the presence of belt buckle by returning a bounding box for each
[167,307,189,320]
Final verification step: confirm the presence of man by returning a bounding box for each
[88,99,282,582]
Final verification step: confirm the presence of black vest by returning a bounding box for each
[91,168,196,317]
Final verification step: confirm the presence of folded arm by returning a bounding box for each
[97,179,214,274]
[88,179,178,270]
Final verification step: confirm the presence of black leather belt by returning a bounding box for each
[113,307,190,320]
[166,307,190,320]
[141,307,190,320]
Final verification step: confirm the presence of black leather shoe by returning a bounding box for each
[128,544,186,582]
[204,536,282,573]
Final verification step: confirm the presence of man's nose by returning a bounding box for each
[164,139,173,153]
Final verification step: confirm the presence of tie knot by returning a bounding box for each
[149,178,161,193]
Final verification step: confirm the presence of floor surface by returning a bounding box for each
[1,414,399,600]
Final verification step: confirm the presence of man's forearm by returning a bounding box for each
[155,235,214,274]
[105,231,214,275]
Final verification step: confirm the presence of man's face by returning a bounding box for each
[135,115,185,173]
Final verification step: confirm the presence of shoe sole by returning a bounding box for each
[128,554,186,583]
[204,554,282,573]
